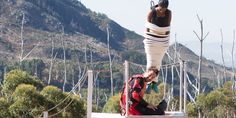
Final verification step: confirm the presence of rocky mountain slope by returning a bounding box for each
[0,0,235,90]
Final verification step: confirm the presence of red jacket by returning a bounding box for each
[121,74,149,115]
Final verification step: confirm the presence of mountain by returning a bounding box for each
[0,0,235,91]
[0,0,143,52]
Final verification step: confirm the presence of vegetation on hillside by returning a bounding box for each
[0,69,86,118]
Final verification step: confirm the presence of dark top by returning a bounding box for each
[151,9,170,27]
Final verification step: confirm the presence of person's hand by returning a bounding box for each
[147,104,157,111]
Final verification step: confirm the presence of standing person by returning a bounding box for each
[144,0,172,92]
[120,66,167,115]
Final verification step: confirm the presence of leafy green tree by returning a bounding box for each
[9,84,49,118]
[40,86,65,117]
[189,81,236,117]
[41,86,65,104]
[62,94,86,118]
[2,69,44,97]
[102,93,121,113]
[187,102,198,117]
[41,86,86,118]
[0,97,12,118]
[205,90,226,111]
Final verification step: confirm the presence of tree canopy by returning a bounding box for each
[0,69,86,118]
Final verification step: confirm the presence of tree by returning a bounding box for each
[62,94,86,118]
[193,15,209,94]
[40,86,66,105]
[9,84,50,118]
[0,97,12,118]
[220,29,227,82]
[2,69,44,97]
[20,59,46,79]
[102,93,121,113]
[189,81,236,117]
[106,25,114,97]
[187,102,198,117]
[40,86,86,118]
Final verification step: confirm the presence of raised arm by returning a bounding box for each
[167,10,172,26]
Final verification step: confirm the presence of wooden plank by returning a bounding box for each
[92,112,188,118]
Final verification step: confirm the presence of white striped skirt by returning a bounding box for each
[143,22,170,80]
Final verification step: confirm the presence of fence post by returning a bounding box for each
[124,61,129,118]
[179,61,183,112]
[183,61,187,113]
[87,70,93,118]
[43,111,48,118]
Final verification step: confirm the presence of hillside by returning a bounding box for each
[0,0,143,53]
[0,0,235,91]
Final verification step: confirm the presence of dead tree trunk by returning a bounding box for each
[48,38,58,85]
[48,38,54,85]
[19,12,39,63]
[174,34,178,62]
[193,15,209,118]
[220,29,227,83]
[20,12,25,64]
[106,25,113,96]
[61,28,67,92]
[232,30,235,92]
[193,15,209,94]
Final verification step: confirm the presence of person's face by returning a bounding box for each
[145,70,157,82]
[157,6,167,13]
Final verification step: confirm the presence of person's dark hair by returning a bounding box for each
[148,66,159,76]
[158,0,169,8]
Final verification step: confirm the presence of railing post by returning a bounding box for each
[87,70,93,118]
[179,61,183,112]
[183,61,187,113]
[124,60,129,118]
[43,111,48,118]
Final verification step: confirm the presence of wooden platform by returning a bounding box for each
[92,111,188,118]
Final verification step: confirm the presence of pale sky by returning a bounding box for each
[81,0,236,66]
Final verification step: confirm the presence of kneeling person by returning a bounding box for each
[120,67,167,115]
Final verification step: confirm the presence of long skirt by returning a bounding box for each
[143,22,170,82]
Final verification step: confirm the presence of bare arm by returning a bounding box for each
[168,10,172,26]
[147,10,154,31]
[147,10,154,23]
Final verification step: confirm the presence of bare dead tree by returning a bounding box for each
[90,46,94,69]
[193,15,209,94]
[48,38,58,85]
[232,30,236,92]
[193,15,209,118]
[212,65,218,89]
[18,12,40,63]
[94,71,100,110]
[84,39,88,66]
[174,33,177,63]
[106,25,113,96]
[61,28,67,92]
[71,41,77,89]
[220,29,227,83]
[76,37,89,96]
[20,12,25,63]
[48,37,54,85]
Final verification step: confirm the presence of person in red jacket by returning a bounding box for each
[120,66,167,115]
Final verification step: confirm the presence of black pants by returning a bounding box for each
[135,100,167,115]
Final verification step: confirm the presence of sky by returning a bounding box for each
[80,0,236,66]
